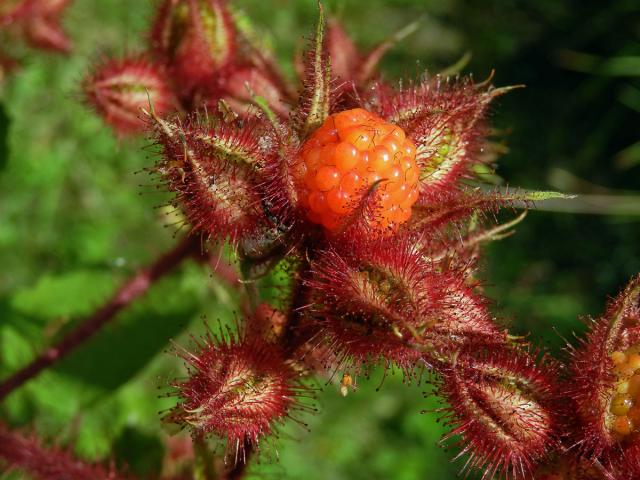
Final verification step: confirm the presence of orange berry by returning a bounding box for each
[335,142,359,171]
[342,125,375,150]
[341,171,364,194]
[309,191,327,213]
[628,374,640,396]
[628,353,640,371]
[370,145,392,173]
[629,405,640,423]
[305,147,322,171]
[316,166,341,191]
[611,351,627,365]
[327,188,352,214]
[403,139,417,158]
[294,108,419,232]
[610,394,633,415]
[613,415,633,436]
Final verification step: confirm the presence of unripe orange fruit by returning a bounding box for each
[295,108,419,232]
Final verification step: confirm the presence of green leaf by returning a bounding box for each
[0,102,9,170]
[504,190,576,202]
[113,427,165,476]
[54,275,200,391]
[10,270,117,320]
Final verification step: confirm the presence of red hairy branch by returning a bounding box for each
[0,234,204,401]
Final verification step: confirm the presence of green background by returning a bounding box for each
[1,0,639,478]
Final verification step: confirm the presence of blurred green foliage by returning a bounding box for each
[1,0,639,479]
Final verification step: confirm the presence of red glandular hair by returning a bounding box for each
[84,55,176,136]
[565,276,640,466]
[0,422,128,480]
[152,112,271,245]
[437,346,560,480]
[150,0,236,98]
[165,330,313,462]
[304,234,503,374]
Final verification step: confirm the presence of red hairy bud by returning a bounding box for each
[151,0,236,95]
[84,56,175,136]
[165,329,313,461]
[151,113,268,244]
[305,235,502,372]
[566,275,640,461]
[437,346,559,479]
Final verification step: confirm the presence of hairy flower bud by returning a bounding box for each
[152,113,268,243]
[437,346,559,479]
[166,330,313,460]
[566,275,640,461]
[151,0,236,95]
[84,56,175,135]
[305,236,502,372]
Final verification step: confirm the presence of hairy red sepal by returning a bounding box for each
[437,346,560,479]
[305,235,502,373]
[152,113,269,244]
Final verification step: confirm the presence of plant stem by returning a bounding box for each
[223,442,253,480]
[0,234,202,401]
[193,433,218,480]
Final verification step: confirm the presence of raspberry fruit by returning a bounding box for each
[609,348,640,437]
[295,108,419,232]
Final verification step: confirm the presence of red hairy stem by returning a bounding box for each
[0,422,130,480]
[0,234,203,401]
[222,441,252,480]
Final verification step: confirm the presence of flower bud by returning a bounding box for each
[151,113,268,243]
[151,0,236,95]
[165,330,312,460]
[84,56,175,135]
[437,346,559,479]
[305,235,502,372]
[375,77,502,196]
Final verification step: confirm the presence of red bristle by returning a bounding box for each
[84,55,176,136]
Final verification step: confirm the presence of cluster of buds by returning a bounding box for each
[80,1,640,479]
[84,0,294,136]
[0,0,72,80]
